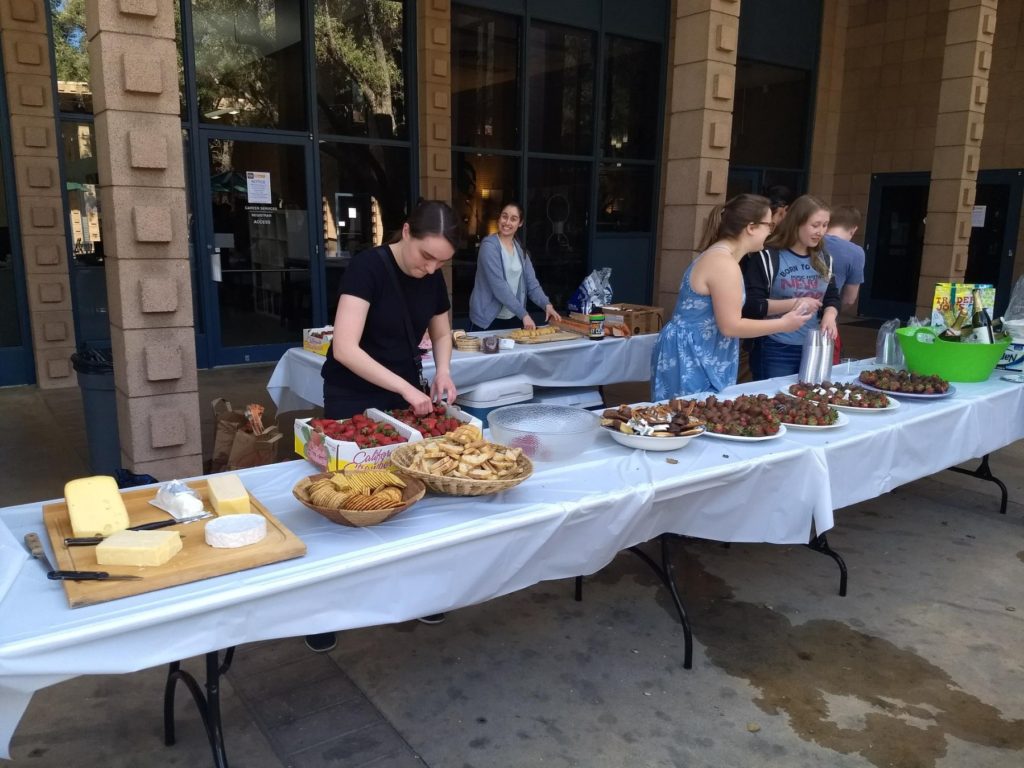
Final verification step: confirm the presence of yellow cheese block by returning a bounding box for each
[95,529,182,567]
[65,475,130,537]
[207,474,251,515]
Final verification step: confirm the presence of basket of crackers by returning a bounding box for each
[292,469,426,526]
[388,424,533,496]
[452,330,482,352]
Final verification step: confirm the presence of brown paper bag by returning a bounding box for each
[210,399,282,472]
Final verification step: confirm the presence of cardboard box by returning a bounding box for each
[382,403,483,436]
[294,409,421,472]
[931,284,995,326]
[598,304,664,335]
[303,326,333,356]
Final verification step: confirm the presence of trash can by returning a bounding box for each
[71,344,122,476]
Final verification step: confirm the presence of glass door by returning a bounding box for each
[197,135,320,365]
[966,169,1023,317]
[0,134,32,385]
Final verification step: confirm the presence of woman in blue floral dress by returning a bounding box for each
[652,194,817,400]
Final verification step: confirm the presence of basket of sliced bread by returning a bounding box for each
[292,468,426,526]
[389,424,533,496]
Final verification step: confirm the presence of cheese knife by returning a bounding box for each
[63,513,212,547]
[24,532,142,581]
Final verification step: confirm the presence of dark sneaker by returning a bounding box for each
[416,613,447,625]
[304,632,337,652]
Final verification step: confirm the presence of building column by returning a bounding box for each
[656,0,740,315]
[418,0,452,204]
[86,0,201,479]
[807,0,850,203]
[0,0,77,388]
[916,0,997,317]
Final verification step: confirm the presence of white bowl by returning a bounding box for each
[602,425,704,451]
[488,404,599,461]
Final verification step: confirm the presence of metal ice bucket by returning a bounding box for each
[798,330,834,383]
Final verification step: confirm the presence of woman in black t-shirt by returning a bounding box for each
[321,201,459,419]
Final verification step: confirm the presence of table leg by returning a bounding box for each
[806,533,848,597]
[948,454,1009,515]
[629,535,693,670]
[163,647,236,767]
[574,575,583,602]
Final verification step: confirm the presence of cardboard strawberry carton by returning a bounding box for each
[294,409,421,472]
[383,402,483,438]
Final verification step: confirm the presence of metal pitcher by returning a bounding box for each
[799,330,834,383]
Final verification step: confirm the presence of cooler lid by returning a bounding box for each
[458,375,534,406]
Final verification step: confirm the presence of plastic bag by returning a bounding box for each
[876,318,905,365]
[567,268,613,314]
[1004,275,1024,321]
[150,480,205,519]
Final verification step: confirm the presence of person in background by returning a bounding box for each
[742,194,840,381]
[764,185,794,229]
[823,205,866,364]
[309,200,460,652]
[468,202,562,331]
[651,194,815,400]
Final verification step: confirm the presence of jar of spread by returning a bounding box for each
[588,314,605,341]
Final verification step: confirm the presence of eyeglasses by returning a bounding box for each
[752,220,775,232]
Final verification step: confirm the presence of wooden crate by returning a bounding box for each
[598,304,664,335]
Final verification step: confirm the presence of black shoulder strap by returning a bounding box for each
[378,249,428,390]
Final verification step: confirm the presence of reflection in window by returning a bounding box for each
[61,122,103,265]
[598,164,653,232]
[452,6,520,150]
[50,0,92,113]
[193,0,307,130]
[451,152,518,317]
[528,22,594,156]
[525,158,589,312]
[602,36,659,160]
[316,0,407,139]
[731,60,811,169]
[320,143,410,317]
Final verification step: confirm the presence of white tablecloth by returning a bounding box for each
[2,364,1022,756]
[266,334,658,411]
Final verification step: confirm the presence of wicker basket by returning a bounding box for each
[389,442,533,496]
[455,337,482,352]
[292,471,426,527]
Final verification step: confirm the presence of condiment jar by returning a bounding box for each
[589,314,605,341]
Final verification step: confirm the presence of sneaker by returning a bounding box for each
[304,632,337,652]
[416,613,446,625]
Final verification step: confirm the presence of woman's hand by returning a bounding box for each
[793,296,822,314]
[544,304,562,323]
[431,372,457,405]
[522,314,537,330]
[819,310,839,341]
[403,386,434,416]
[780,302,815,332]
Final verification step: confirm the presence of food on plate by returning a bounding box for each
[510,326,558,340]
[387,404,465,437]
[858,368,949,394]
[678,394,782,437]
[95,529,182,567]
[207,473,252,515]
[406,424,526,481]
[305,470,408,511]
[600,401,704,437]
[65,475,130,537]
[769,393,839,426]
[204,513,268,549]
[788,381,891,408]
[309,413,408,448]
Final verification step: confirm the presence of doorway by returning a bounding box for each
[965,169,1022,317]
[196,135,322,366]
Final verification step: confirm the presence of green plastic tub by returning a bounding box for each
[895,326,1010,382]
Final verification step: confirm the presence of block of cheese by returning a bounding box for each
[207,474,250,515]
[95,529,182,567]
[65,475,130,537]
[204,513,267,549]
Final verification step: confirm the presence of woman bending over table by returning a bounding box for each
[742,194,840,381]
[652,194,816,400]
[468,202,562,331]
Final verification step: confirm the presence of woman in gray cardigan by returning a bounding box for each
[468,202,562,331]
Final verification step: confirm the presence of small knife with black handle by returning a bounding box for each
[24,532,142,581]
[63,513,212,546]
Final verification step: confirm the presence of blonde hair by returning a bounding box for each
[697,194,772,251]
[766,194,831,278]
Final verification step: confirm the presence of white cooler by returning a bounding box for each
[458,376,534,420]
[532,386,604,410]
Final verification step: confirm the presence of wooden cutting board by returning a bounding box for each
[42,479,306,608]
[503,330,585,344]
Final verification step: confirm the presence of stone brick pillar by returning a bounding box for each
[656,0,739,316]
[0,0,77,387]
[807,0,850,203]
[916,0,997,317]
[418,0,452,204]
[86,0,201,479]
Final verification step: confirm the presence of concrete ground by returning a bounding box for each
[2,323,1023,768]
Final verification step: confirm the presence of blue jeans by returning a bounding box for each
[749,337,802,381]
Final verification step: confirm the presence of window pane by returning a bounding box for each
[602,36,659,160]
[450,152,519,318]
[320,143,410,318]
[316,0,407,139]
[528,22,594,156]
[525,158,590,312]
[0,144,20,347]
[597,164,653,232]
[452,6,520,150]
[731,60,811,169]
[51,0,92,114]
[62,122,103,265]
[193,0,307,130]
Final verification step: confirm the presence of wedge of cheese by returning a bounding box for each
[95,529,182,567]
[207,474,251,515]
[65,475,130,537]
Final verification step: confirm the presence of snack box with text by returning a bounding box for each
[295,409,421,472]
[931,283,995,326]
[303,326,334,356]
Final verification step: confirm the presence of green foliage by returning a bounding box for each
[50,0,89,82]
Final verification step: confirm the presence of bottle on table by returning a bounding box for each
[939,308,967,342]
[967,288,994,344]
